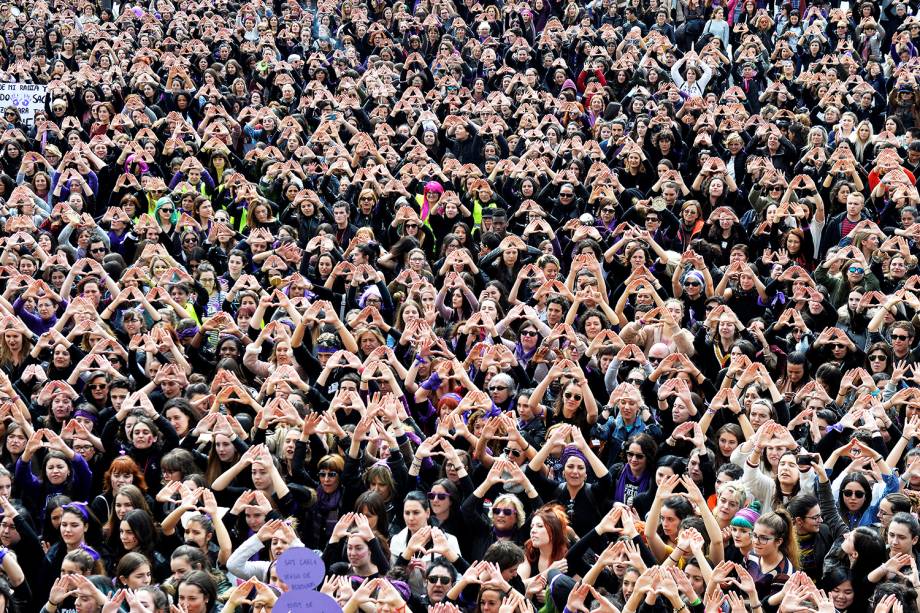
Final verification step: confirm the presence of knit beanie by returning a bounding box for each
[731,501,762,529]
[561,79,577,92]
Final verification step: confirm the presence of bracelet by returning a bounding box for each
[751,603,763,610]
[675,604,688,613]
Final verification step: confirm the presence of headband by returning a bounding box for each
[73,409,98,423]
[80,543,101,561]
[177,326,199,339]
[560,445,589,467]
[63,502,89,521]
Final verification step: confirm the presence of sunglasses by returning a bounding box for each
[520,330,538,337]
[318,470,339,479]
[891,334,910,341]
[685,281,701,287]
[428,575,452,585]
[848,267,865,274]
[489,385,508,392]
[503,447,522,458]
[560,193,574,198]
[427,492,451,501]
[627,378,644,385]
[564,392,582,401]
[161,207,174,213]
[602,208,615,213]
[88,383,107,390]
[90,247,107,253]
[405,223,418,228]
[491,507,515,516]
[626,451,645,460]
[869,354,887,362]
[842,489,865,499]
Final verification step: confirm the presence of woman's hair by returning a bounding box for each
[318,454,345,473]
[63,548,97,574]
[115,552,151,586]
[119,509,159,558]
[176,570,217,610]
[492,493,526,529]
[103,456,148,494]
[756,509,799,569]
[105,484,151,538]
[523,505,569,565]
[160,449,199,478]
[836,473,873,518]
[363,465,396,501]
[354,490,390,537]
[623,433,658,468]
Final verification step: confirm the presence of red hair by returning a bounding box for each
[524,505,569,566]
[102,456,148,494]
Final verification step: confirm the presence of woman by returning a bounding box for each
[113,552,153,590]
[114,509,169,581]
[518,505,569,582]
[91,455,148,525]
[525,425,613,538]
[748,510,798,600]
[323,514,390,579]
[609,433,657,506]
[390,491,461,563]
[43,502,105,590]
[176,570,218,613]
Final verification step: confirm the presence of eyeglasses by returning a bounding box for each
[428,575,452,585]
[520,330,538,337]
[769,186,783,192]
[891,334,910,341]
[602,208,615,213]
[427,492,451,501]
[73,445,94,453]
[752,533,776,543]
[626,451,645,460]
[646,217,660,223]
[869,354,887,362]
[318,470,339,479]
[848,267,865,274]
[842,489,866,499]
[804,514,823,522]
[564,392,582,401]
[491,507,516,516]
[503,447,522,458]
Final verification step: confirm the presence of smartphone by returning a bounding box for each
[797,454,815,466]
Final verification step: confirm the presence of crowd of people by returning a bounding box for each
[2,0,920,611]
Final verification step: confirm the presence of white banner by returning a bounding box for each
[0,83,46,127]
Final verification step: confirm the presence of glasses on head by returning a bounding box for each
[564,391,582,401]
[891,334,910,341]
[842,489,866,499]
[318,470,339,479]
[503,447,522,458]
[869,354,887,362]
[491,507,515,516]
[427,492,451,501]
[752,533,775,543]
[848,267,865,274]
[428,575,452,585]
[626,451,645,460]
